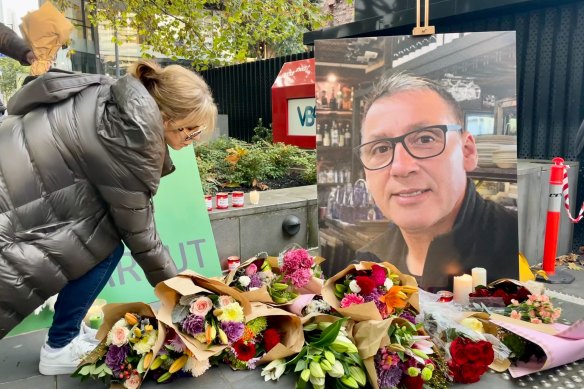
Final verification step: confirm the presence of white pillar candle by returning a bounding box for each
[249,190,260,205]
[472,267,487,289]
[453,274,473,305]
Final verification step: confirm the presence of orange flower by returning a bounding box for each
[380,286,408,314]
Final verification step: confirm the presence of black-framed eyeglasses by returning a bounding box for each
[178,126,205,142]
[354,124,462,170]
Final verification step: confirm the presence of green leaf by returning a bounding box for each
[312,318,347,348]
[171,303,190,323]
[294,359,307,372]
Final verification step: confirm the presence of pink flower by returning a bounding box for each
[340,293,365,308]
[285,268,312,288]
[552,308,562,320]
[282,248,312,275]
[530,318,542,324]
[245,264,258,276]
[510,299,519,306]
[370,265,387,287]
[510,310,521,320]
[110,326,130,346]
[528,295,538,302]
[190,296,213,316]
[218,295,235,307]
[123,373,141,389]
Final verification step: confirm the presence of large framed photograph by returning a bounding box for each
[315,32,519,291]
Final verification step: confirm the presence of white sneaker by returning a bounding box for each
[39,335,96,375]
[79,322,100,345]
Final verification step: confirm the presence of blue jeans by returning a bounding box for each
[47,244,124,348]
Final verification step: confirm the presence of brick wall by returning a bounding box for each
[321,0,354,27]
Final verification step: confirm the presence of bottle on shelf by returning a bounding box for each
[338,125,345,148]
[320,90,328,109]
[322,123,331,147]
[344,123,352,146]
[331,120,339,147]
[329,88,338,111]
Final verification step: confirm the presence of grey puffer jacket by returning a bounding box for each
[0,71,178,338]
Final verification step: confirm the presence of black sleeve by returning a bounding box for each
[0,23,31,65]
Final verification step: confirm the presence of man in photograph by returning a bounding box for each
[356,72,518,291]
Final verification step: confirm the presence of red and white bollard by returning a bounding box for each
[541,157,575,283]
[542,158,564,275]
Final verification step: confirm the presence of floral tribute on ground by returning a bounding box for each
[323,261,419,322]
[72,303,161,389]
[218,302,304,370]
[261,316,367,389]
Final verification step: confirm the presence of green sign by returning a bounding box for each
[9,147,220,336]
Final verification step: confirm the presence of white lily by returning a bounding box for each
[260,358,286,381]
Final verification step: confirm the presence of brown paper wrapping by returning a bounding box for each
[225,255,324,305]
[154,271,251,361]
[82,302,164,389]
[224,256,275,303]
[322,261,419,322]
[245,302,304,365]
[353,317,414,389]
[20,2,73,76]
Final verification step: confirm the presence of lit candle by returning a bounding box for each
[249,190,260,205]
[453,274,473,305]
[472,267,487,288]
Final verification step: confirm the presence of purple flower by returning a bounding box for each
[399,310,417,324]
[181,314,205,335]
[105,344,129,372]
[377,364,403,389]
[249,273,263,289]
[220,321,245,343]
[168,329,187,353]
[364,287,386,315]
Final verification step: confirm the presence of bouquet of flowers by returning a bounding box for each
[219,302,304,370]
[354,317,449,389]
[323,261,419,322]
[226,248,324,305]
[261,316,367,389]
[225,255,277,303]
[469,279,533,307]
[147,326,212,383]
[155,271,251,362]
[505,293,561,324]
[72,302,162,389]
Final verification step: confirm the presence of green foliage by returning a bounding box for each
[0,58,29,104]
[194,136,316,194]
[251,118,272,143]
[53,0,330,70]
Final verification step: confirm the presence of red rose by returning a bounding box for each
[448,361,483,384]
[492,289,511,305]
[263,328,281,352]
[465,343,482,362]
[232,339,256,362]
[477,288,491,297]
[477,340,495,365]
[356,276,376,295]
[449,338,469,364]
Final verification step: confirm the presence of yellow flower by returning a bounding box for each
[460,317,485,334]
[217,302,244,322]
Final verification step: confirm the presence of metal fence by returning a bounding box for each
[200,51,314,142]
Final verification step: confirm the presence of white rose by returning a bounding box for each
[238,275,251,287]
[349,280,361,293]
[383,278,393,289]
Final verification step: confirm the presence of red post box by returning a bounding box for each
[272,58,316,148]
